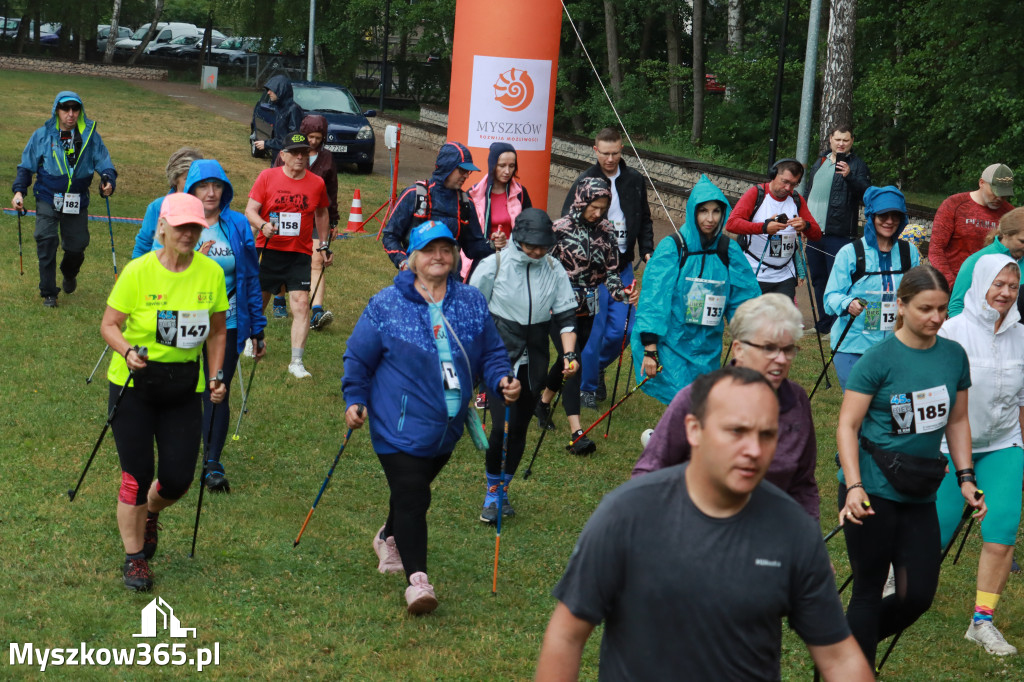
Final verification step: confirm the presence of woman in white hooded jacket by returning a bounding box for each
[937,252,1024,656]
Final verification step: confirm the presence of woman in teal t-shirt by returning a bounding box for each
[834,264,986,668]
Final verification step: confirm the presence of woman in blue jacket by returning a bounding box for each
[185,159,268,492]
[343,221,520,615]
[824,186,919,388]
[630,175,760,405]
[131,147,203,258]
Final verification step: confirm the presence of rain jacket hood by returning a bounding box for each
[487,142,516,177]
[51,91,87,131]
[567,176,612,227]
[264,75,295,107]
[430,142,478,184]
[962,253,1021,331]
[184,159,234,212]
[863,185,909,250]
[299,114,328,138]
[682,175,730,251]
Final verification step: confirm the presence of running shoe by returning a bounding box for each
[372,526,404,574]
[534,400,555,431]
[62,275,77,295]
[43,295,58,308]
[965,620,1018,656]
[405,572,438,615]
[288,360,312,379]
[142,513,160,560]
[310,308,334,331]
[480,477,501,524]
[580,391,598,410]
[566,429,596,456]
[205,461,230,493]
[123,557,153,592]
[273,295,287,319]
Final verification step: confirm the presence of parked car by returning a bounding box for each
[212,36,259,66]
[251,81,376,173]
[97,24,132,52]
[116,22,198,52]
[142,24,209,54]
[146,33,201,57]
[172,30,229,60]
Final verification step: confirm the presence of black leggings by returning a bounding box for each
[840,485,941,667]
[202,328,240,463]
[485,363,534,477]
[378,451,453,581]
[544,314,594,417]
[109,383,202,506]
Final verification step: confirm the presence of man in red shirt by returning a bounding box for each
[245,133,332,378]
[930,163,1015,286]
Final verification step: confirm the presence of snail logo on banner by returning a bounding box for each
[468,55,551,152]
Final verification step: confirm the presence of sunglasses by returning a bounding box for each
[57,103,82,113]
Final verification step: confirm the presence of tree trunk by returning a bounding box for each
[665,8,682,124]
[691,0,705,144]
[819,0,856,144]
[639,13,655,60]
[128,0,164,65]
[726,0,742,101]
[604,0,622,100]
[103,0,123,63]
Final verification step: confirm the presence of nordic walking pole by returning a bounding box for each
[309,228,334,310]
[105,195,118,280]
[824,524,842,543]
[231,337,265,441]
[808,301,864,400]
[492,383,512,595]
[189,369,223,558]
[569,370,659,449]
[17,207,25,276]
[796,240,831,389]
[69,346,148,501]
[86,346,109,384]
[953,517,975,565]
[604,304,633,439]
[876,490,983,673]
[523,389,562,480]
[294,404,364,547]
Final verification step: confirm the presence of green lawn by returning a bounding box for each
[1,70,1022,680]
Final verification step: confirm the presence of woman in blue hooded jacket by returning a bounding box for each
[343,221,519,615]
[824,186,920,388]
[630,175,760,405]
[131,147,203,258]
[185,159,268,492]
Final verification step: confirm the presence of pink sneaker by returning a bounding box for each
[372,526,404,574]
[405,572,438,615]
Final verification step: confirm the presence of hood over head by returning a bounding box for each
[487,142,517,177]
[567,176,612,226]
[264,75,294,106]
[681,175,730,250]
[299,114,328,138]
[863,185,909,250]
[184,159,234,212]
[51,91,87,131]
[430,142,480,184]
[963,252,1021,331]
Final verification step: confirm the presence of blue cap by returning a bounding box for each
[407,221,457,253]
[58,95,82,105]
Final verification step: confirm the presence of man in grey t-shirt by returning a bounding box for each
[535,367,872,681]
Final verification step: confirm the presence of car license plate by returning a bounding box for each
[325,144,347,153]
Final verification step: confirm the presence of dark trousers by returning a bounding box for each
[758,277,798,299]
[109,383,202,506]
[545,314,594,417]
[201,329,240,464]
[485,363,533,476]
[806,235,853,333]
[34,201,90,298]
[378,451,453,581]
[840,486,941,667]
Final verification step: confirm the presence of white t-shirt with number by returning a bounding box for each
[742,192,800,283]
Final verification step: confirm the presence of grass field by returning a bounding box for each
[1,70,1022,680]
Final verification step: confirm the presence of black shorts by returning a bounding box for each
[260,249,312,292]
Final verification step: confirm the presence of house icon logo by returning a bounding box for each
[133,597,197,639]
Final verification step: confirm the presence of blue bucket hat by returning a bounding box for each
[408,221,457,253]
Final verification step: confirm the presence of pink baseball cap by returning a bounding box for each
[159,192,208,228]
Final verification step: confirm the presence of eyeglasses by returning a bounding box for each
[57,103,81,113]
[875,211,903,224]
[739,340,799,359]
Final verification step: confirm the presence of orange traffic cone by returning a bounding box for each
[346,189,366,233]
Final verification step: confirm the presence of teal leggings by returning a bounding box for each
[936,446,1024,548]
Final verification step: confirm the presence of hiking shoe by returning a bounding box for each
[373,526,404,574]
[204,461,230,493]
[142,513,160,560]
[310,309,334,331]
[273,296,287,318]
[596,371,607,402]
[966,620,1018,656]
[480,502,499,524]
[580,391,598,410]
[123,557,153,592]
[534,400,555,431]
[43,295,58,308]
[882,565,896,599]
[405,572,438,615]
[288,360,312,379]
[567,429,596,456]
[62,275,77,295]
[475,392,488,410]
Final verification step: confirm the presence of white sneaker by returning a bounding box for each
[243,338,255,358]
[288,360,311,379]
[965,620,1018,656]
[882,565,896,598]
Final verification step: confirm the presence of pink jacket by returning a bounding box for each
[461,175,527,279]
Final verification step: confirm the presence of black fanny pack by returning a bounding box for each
[860,436,947,497]
[132,360,200,404]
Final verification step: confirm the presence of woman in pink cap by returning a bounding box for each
[99,192,229,592]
